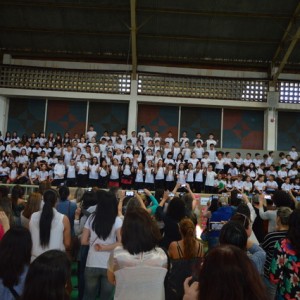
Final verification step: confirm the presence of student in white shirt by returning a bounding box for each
[193,140,204,160]
[164,131,175,148]
[253,175,266,194]
[204,133,217,150]
[86,125,97,142]
[165,163,176,191]
[194,161,204,193]
[243,176,253,194]
[179,131,189,148]
[88,157,100,187]
[185,163,195,190]
[265,175,278,194]
[281,177,293,193]
[182,142,192,161]
[53,157,66,186]
[76,154,89,187]
[204,164,217,193]
[233,174,244,193]
[215,151,225,174]
[66,159,77,187]
[289,146,298,161]
[144,160,155,191]
[38,164,49,183]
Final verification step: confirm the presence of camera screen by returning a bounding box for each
[209,222,224,231]
[125,191,134,197]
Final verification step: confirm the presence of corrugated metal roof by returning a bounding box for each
[0,0,299,73]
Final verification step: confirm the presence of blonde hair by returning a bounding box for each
[22,192,42,219]
[179,218,196,259]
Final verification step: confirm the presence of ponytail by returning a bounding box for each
[39,190,57,248]
[180,218,196,259]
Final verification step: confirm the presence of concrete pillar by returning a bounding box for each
[127,80,138,134]
[265,108,277,151]
[265,90,279,151]
[0,96,9,136]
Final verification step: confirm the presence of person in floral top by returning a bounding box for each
[270,209,300,299]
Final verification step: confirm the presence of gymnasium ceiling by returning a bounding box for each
[0,0,300,80]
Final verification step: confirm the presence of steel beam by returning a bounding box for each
[271,1,300,81]
[272,26,300,82]
[130,0,137,80]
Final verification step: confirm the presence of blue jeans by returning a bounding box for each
[83,267,114,300]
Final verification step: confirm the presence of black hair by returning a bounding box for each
[11,185,24,207]
[230,190,242,207]
[58,186,70,201]
[154,189,164,203]
[219,221,248,250]
[81,190,98,209]
[122,208,161,255]
[167,197,186,222]
[272,190,293,208]
[236,204,251,220]
[22,250,71,300]
[39,189,58,248]
[0,227,32,288]
[208,198,219,213]
[91,190,118,240]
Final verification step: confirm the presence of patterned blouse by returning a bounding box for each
[270,238,300,299]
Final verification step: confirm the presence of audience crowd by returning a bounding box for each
[0,126,299,299]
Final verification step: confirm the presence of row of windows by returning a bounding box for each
[1,65,300,102]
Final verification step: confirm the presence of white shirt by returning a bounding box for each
[67,165,76,178]
[54,163,65,179]
[89,164,99,179]
[205,171,216,186]
[86,131,97,142]
[85,216,122,268]
[77,161,89,175]
[30,209,65,261]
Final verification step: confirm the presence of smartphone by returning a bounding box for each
[237,193,243,199]
[296,196,300,201]
[181,184,187,188]
[209,221,224,231]
[264,195,272,200]
[169,192,175,197]
[138,189,144,194]
[125,191,134,197]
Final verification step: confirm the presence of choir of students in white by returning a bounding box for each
[0,128,299,196]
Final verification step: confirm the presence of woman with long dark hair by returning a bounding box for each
[29,189,71,261]
[10,185,26,226]
[0,227,32,300]
[107,208,167,300]
[22,250,71,300]
[81,190,122,300]
[156,195,186,249]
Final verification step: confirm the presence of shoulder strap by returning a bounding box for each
[197,241,202,256]
[176,241,184,258]
[9,287,20,300]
